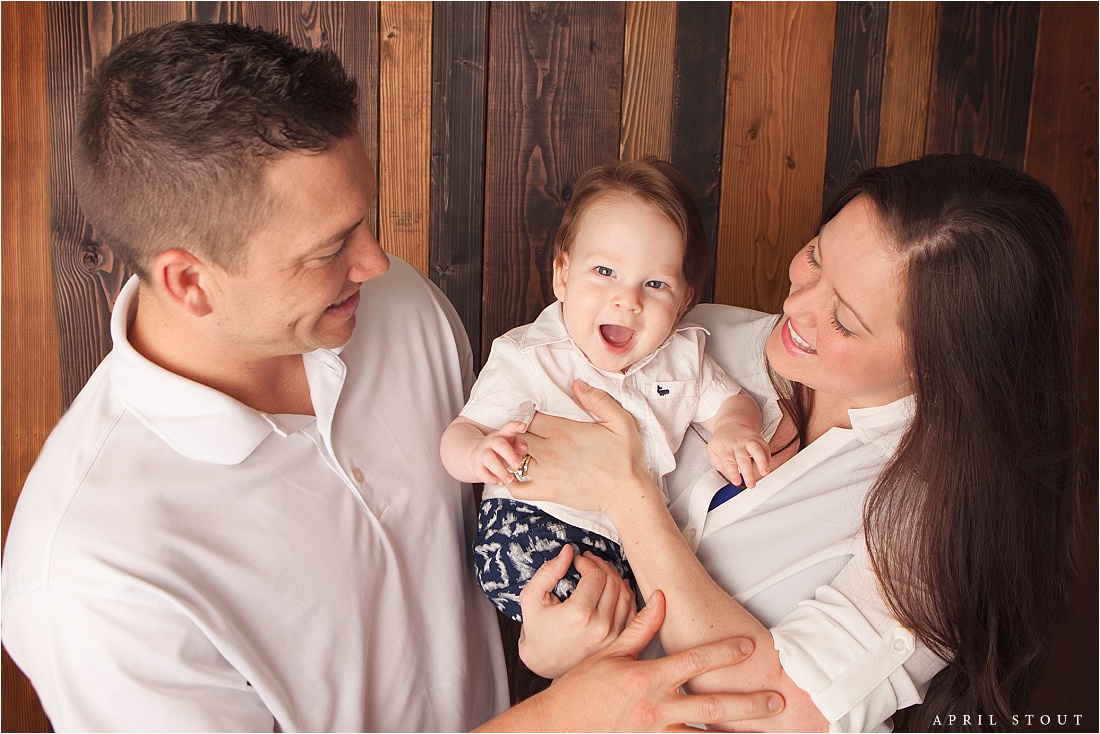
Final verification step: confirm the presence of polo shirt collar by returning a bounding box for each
[108,276,317,466]
[520,301,707,376]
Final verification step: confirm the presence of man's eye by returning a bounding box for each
[595,266,613,277]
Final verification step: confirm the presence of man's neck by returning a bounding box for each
[127,286,315,416]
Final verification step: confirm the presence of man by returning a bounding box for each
[2,22,779,731]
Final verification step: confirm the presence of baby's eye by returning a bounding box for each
[645,280,668,290]
[595,266,614,277]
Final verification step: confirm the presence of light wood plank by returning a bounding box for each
[877,1,937,165]
[2,2,59,728]
[715,1,837,312]
[379,1,433,275]
[620,1,676,161]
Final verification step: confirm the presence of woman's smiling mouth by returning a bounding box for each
[783,318,817,355]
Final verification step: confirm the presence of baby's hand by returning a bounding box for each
[470,421,528,485]
[707,423,771,488]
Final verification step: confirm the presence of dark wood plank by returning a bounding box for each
[715,1,836,313]
[925,1,1040,168]
[877,0,938,165]
[189,2,239,23]
[239,2,380,218]
[45,2,188,407]
[481,1,625,355]
[619,1,676,161]
[429,1,488,364]
[822,1,889,203]
[1023,4,1099,726]
[670,1,730,305]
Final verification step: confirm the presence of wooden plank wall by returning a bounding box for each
[3,2,1096,730]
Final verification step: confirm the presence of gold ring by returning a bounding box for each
[511,454,533,483]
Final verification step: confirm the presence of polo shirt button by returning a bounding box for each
[352,467,364,482]
[892,638,906,653]
[687,527,697,539]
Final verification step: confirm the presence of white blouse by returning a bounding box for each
[667,304,946,732]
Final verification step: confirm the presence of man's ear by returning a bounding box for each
[150,249,215,317]
[552,254,569,303]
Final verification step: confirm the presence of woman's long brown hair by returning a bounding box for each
[772,155,1086,731]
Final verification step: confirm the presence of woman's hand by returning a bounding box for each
[513,380,658,518]
[476,590,784,732]
[518,544,636,679]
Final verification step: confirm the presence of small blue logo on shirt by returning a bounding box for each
[656,385,670,396]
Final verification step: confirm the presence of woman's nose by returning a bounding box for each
[784,247,822,310]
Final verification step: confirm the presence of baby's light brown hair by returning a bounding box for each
[552,157,711,312]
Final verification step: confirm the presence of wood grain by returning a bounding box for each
[429,1,489,364]
[45,3,187,406]
[1023,5,1099,720]
[6,3,1099,732]
[481,1,625,354]
[620,1,676,161]
[715,1,837,313]
[379,1,432,274]
[2,2,57,731]
[670,1,732,304]
[877,0,937,165]
[925,1,1040,168]
[241,2,382,227]
[822,0,889,202]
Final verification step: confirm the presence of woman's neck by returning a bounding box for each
[805,390,853,443]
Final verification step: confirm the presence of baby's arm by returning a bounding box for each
[700,392,771,488]
[440,416,528,485]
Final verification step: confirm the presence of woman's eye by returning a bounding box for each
[830,310,854,337]
[805,244,820,269]
[595,266,613,277]
[645,280,668,290]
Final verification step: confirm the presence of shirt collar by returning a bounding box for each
[108,276,330,466]
[519,301,708,376]
[847,395,914,456]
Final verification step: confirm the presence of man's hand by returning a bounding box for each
[476,590,784,732]
[518,545,636,679]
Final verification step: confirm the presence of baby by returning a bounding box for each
[441,158,769,622]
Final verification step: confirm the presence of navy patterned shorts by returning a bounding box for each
[473,497,636,621]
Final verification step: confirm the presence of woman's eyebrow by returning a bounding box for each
[816,233,876,337]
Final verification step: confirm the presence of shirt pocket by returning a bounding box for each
[644,379,699,402]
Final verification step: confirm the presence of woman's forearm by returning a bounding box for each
[608,488,827,731]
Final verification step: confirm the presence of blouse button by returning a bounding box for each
[892,638,907,653]
[687,527,697,539]
[352,467,365,483]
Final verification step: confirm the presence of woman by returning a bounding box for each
[511,154,1085,731]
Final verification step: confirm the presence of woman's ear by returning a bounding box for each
[150,249,214,317]
[552,254,570,303]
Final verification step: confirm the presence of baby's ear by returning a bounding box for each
[552,254,570,302]
[678,286,696,321]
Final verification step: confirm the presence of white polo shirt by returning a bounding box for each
[462,301,741,541]
[1,257,509,732]
[668,304,947,732]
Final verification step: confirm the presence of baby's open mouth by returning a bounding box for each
[599,324,635,349]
